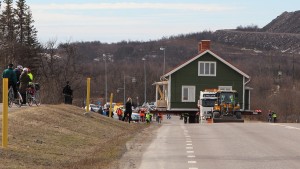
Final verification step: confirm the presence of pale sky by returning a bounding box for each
[20,0,300,43]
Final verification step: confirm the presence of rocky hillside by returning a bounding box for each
[262,11,300,34]
[214,30,300,53]
[214,10,300,54]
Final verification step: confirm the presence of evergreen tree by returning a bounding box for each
[0,1,3,43]
[15,0,26,44]
[22,6,41,73]
[13,0,40,70]
[0,0,15,42]
[24,6,38,48]
[0,0,17,64]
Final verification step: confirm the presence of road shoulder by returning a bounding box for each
[109,123,160,169]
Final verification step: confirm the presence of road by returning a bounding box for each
[139,116,300,169]
[0,103,31,114]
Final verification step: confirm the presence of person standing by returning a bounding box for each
[116,108,123,120]
[125,97,133,123]
[272,111,277,123]
[183,112,189,124]
[2,63,18,99]
[157,112,163,123]
[195,111,200,123]
[146,112,151,123]
[19,68,32,104]
[63,81,73,104]
[268,110,272,122]
[27,68,33,81]
[140,108,145,122]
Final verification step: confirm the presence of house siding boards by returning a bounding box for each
[170,52,245,110]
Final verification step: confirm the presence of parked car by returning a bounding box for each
[84,104,101,112]
[112,112,140,122]
[131,113,140,122]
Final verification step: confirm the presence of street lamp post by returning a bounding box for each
[123,75,136,105]
[103,53,113,104]
[160,47,166,75]
[142,58,146,104]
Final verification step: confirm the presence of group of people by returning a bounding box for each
[115,98,160,124]
[268,110,277,123]
[2,63,34,104]
[139,108,154,123]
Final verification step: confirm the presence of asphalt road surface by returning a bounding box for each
[139,116,300,169]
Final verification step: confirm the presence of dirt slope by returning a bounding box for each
[262,10,300,34]
[0,104,150,169]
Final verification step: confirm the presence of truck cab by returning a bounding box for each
[198,90,218,120]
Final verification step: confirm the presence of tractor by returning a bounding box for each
[212,90,244,123]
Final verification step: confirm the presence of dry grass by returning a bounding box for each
[0,104,149,169]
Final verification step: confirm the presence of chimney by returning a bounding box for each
[198,40,211,53]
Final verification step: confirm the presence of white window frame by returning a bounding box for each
[198,61,216,76]
[182,86,196,102]
[218,86,232,91]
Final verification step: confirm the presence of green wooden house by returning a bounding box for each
[154,40,251,116]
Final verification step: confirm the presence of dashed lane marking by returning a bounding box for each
[187,155,195,158]
[187,151,194,153]
[188,161,197,164]
[186,147,193,149]
[186,144,192,146]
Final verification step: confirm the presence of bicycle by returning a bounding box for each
[26,83,41,106]
[8,86,22,108]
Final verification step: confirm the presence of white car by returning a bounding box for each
[113,112,140,122]
[85,104,101,112]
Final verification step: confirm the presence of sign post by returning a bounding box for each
[2,78,8,148]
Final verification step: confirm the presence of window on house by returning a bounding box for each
[182,86,195,102]
[198,61,216,76]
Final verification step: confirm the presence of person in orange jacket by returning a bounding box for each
[140,108,146,122]
[157,112,163,123]
[116,108,123,120]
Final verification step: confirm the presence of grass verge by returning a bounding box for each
[0,104,149,169]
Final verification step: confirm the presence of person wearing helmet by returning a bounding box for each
[14,65,23,88]
[19,68,32,104]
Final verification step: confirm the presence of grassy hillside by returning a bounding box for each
[0,105,150,169]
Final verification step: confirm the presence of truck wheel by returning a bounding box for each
[236,112,242,119]
[213,111,220,118]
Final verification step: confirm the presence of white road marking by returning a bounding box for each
[189,168,198,169]
[270,123,300,130]
[186,147,193,149]
[185,135,191,137]
[187,155,195,158]
[187,151,194,153]
[186,144,192,146]
[188,161,197,163]
[186,140,192,143]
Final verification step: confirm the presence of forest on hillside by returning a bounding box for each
[1,1,299,123]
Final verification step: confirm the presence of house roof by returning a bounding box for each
[163,50,250,79]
